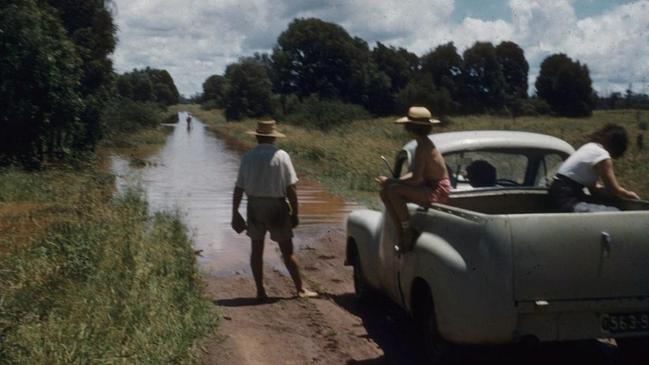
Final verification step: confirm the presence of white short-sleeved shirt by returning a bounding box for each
[235,143,298,197]
[557,142,611,187]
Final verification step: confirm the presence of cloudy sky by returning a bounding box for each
[112,0,649,97]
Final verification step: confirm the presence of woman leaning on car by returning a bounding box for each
[549,123,640,212]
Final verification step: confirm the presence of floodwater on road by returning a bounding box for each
[110,112,360,276]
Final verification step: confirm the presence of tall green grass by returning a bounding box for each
[184,105,649,207]
[0,166,216,364]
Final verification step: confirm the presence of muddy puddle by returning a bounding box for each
[110,112,360,276]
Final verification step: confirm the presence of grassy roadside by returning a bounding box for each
[0,124,216,364]
[179,105,649,206]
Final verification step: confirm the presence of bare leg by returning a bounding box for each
[251,239,267,299]
[277,239,304,294]
[385,184,430,249]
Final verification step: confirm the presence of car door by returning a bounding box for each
[378,213,402,303]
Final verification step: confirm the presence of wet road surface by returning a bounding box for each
[110,112,639,365]
[111,113,359,277]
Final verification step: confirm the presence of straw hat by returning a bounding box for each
[395,106,440,125]
[245,120,286,138]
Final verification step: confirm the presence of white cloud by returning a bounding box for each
[112,0,649,96]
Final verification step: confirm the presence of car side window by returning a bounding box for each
[444,151,528,189]
[535,153,564,186]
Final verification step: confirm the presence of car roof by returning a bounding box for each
[402,130,575,156]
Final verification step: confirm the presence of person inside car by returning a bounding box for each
[466,160,497,188]
[549,123,640,212]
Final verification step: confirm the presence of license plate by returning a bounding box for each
[601,312,649,333]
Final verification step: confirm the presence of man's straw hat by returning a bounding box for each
[395,106,441,125]
[245,120,286,138]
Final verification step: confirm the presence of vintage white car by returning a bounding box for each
[345,130,649,362]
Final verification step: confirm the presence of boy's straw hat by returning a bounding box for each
[395,106,440,125]
[245,120,286,138]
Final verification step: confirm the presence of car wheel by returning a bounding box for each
[352,254,372,301]
[417,292,454,364]
[617,337,649,363]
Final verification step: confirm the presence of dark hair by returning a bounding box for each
[590,123,628,159]
[466,160,497,187]
[256,135,276,144]
[404,123,433,136]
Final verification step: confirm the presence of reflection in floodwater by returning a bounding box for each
[111,112,360,276]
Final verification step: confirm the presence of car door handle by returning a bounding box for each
[601,231,611,258]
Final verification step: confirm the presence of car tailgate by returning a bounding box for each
[510,211,649,301]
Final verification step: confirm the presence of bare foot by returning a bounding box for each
[256,290,269,303]
[297,288,318,299]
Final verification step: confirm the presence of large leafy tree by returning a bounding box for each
[372,42,419,93]
[368,42,418,115]
[535,53,595,117]
[271,18,371,103]
[149,68,179,106]
[421,42,463,103]
[0,0,84,165]
[44,0,117,147]
[461,42,506,112]
[495,41,529,99]
[202,75,229,109]
[224,58,274,120]
[116,68,179,106]
[396,74,453,117]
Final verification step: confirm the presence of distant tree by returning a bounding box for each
[461,42,506,112]
[0,0,83,165]
[116,68,179,106]
[149,68,179,105]
[396,74,453,117]
[495,41,528,99]
[367,42,419,115]
[610,92,622,109]
[271,18,371,103]
[43,0,117,148]
[355,62,393,115]
[372,42,419,93]
[202,75,229,109]
[224,58,274,120]
[117,70,155,102]
[421,42,463,104]
[535,53,595,117]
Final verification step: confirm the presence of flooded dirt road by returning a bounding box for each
[112,113,633,365]
[111,114,358,277]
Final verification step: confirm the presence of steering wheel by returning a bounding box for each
[496,178,521,187]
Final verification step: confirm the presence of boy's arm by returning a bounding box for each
[286,184,299,228]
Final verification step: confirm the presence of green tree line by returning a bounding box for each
[0,0,179,167]
[202,18,600,126]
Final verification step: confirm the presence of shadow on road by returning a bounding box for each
[214,297,284,307]
[332,292,640,365]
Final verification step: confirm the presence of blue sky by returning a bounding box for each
[452,0,620,21]
[112,0,649,97]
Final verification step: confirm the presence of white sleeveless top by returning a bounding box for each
[557,142,610,187]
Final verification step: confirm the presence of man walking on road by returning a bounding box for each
[231,120,318,301]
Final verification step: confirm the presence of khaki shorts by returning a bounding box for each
[246,197,293,242]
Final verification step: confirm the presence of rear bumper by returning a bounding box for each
[515,297,649,342]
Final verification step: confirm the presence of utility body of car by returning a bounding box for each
[345,131,649,361]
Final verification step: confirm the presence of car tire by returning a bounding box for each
[352,251,373,302]
[617,337,649,363]
[416,291,455,365]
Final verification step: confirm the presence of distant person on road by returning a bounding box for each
[549,123,640,212]
[376,106,450,251]
[231,120,318,301]
[186,113,192,129]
